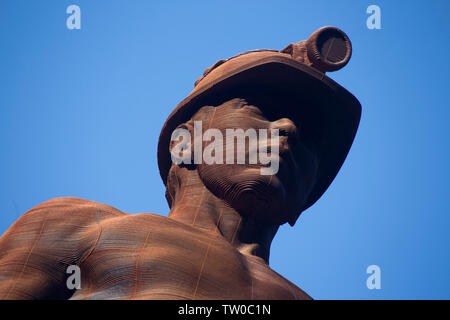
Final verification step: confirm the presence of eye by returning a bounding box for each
[278,128,298,146]
[279,128,288,136]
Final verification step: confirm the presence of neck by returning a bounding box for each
[167,168,278,264]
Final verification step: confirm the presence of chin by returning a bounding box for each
[199,164,292,224]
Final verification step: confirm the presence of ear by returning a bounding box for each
[169,121,195,168]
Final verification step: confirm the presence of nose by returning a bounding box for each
[270,118,299,147]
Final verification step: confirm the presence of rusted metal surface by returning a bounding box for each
[0,27,360,300]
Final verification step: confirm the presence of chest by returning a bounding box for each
[70,218,302,299]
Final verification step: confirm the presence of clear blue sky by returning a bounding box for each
[0,0,449,299]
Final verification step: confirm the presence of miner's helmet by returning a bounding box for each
[157,26,361,212]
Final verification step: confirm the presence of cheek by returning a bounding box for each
[198,163,270,197]
[197,164,232,198]
[197,165,229,209]
[198,163,290,221]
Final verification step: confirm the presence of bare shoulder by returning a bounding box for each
[0,197,128,241]
[27,197,127,222]
[0,198,132,299]
[28,197,128,217]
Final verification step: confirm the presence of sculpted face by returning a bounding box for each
[181,97,319,226]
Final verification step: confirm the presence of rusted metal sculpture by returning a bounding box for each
[0,27,361,299]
